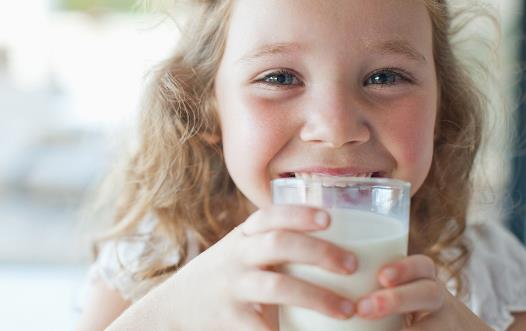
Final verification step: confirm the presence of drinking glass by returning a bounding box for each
[272,176,411,331]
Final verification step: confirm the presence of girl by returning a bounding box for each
[75,0,526,330]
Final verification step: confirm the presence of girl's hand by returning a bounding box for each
[355,255,494,331]
[111,206,357,331]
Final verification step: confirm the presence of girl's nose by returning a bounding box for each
[299,88,371,149]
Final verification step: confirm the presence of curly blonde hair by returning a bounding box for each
[94,0,496,296]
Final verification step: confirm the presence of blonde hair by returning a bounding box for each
[94,0,497,295]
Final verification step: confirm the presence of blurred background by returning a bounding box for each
[0,0,524,330]
[0,0,179,330]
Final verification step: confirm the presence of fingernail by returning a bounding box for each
[340,300,354,316]
[358,298,374,316]
[381,267,398,283]
[343,255,356,273]
[314,211,329,227]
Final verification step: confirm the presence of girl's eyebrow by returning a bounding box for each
[236,42,306,64]
[236,39,427,65]
[365,39,428,64]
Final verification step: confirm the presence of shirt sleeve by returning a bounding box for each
[91,216,183,302]
[462,221,526,331]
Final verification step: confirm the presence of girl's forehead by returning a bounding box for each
[224,0,433,63]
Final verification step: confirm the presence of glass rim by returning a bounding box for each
[271,176,411,189]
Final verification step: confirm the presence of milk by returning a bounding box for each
[279,208,408,331]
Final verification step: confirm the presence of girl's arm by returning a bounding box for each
[74,276,131,331]
[509,313,526,331]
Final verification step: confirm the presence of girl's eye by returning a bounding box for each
[257,70,302,87]
[365,69,411,87]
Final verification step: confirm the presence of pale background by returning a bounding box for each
[0,0,522,330]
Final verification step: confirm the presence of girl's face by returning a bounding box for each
[215,0,437,208]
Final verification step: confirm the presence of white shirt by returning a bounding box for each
[456,222,526,330]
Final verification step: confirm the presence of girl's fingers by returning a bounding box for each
[238,206,330,236]
[237,305,277,331]
[378,254,436,288]
[240,230,357,274]
[356,279,445,320]
[234,270,355,320]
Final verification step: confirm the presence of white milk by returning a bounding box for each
[279,209,408,331]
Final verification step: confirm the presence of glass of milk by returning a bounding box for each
[272,176,411,331]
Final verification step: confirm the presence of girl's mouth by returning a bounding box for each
[279,171,387,179]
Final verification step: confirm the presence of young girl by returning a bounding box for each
[75,0,526,330]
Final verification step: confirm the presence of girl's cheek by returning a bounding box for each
[238,93,299,139]
[405,111,435,161]
[372,94,435,192]
[221,96,286,173]
[391,116,435,193]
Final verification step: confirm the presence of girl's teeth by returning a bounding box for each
[294,172,313,180]
[292,172,375,178]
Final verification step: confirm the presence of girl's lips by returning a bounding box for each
[278,168,388,178]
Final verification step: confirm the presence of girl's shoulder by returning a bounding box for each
[459,221,526,331]
[89,215,200,302]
